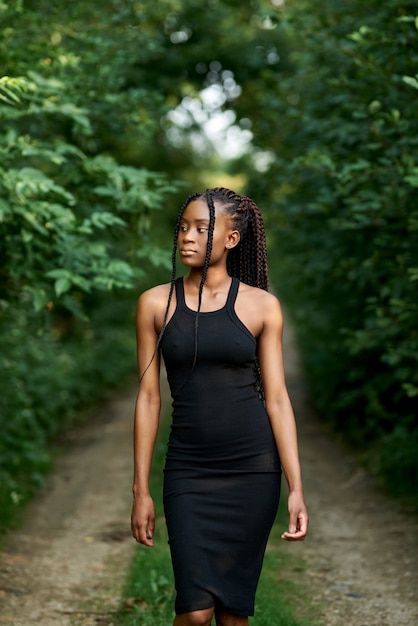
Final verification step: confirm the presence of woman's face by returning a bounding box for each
[178,198,238,268]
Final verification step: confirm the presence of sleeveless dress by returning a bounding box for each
[161,277,281,616]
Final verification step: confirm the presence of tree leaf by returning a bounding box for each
[54,277,72,297]
[402,75,418,90]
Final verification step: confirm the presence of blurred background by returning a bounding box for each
[1,0,417,529]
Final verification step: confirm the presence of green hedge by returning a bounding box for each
[245,0,418,502]
[0,294,136,529]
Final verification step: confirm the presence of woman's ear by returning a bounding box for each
[226,230,240,250]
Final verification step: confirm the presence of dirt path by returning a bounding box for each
[0,387,145,626]
[0,327,417,626]
[281,328,418,626]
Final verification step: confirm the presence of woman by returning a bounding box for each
[131,187,308,626]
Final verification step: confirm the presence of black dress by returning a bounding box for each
[161,277,281,616]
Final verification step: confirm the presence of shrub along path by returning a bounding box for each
[0,325,417,626]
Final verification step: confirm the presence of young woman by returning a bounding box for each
[131,187,308,626]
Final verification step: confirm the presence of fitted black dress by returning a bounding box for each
[161,277,281,616]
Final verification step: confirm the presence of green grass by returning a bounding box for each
[115,412,319,626]
[253,501,319,626]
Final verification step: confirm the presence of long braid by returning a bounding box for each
[159,192,215,391]
[190,191,216,371]
[139,192,200,385]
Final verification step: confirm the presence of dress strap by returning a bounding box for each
[226,277,240,311]
[174,277,186,309]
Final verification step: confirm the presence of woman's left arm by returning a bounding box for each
[258,294,308,541]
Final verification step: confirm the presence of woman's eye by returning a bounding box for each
[179,225,207,233]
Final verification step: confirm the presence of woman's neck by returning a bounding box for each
[185,267,231,293]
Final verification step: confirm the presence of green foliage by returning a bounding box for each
[0,0,185,528]
[0,74,177,314]
[0,295,136,527]
[240,0,418,499]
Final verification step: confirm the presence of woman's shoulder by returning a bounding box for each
[238,282,282,311]
[137,282,173,312]
[235,282,283,333]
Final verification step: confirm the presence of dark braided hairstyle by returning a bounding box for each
[140,188,269,395]
[199,187,269,291]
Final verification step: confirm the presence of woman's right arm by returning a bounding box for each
[131,289,162,547]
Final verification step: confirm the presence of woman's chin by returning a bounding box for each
[180,257,203,268]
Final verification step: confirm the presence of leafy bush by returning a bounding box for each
[250,0,418,500]
[0,295,132,525]
[0,0,179,529]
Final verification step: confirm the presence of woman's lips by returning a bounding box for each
[180,249,196,256]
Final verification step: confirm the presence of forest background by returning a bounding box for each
[1,0,417,529]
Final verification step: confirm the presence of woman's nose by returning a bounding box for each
[182,229,195,242]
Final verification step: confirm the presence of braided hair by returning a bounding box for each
[200,187,269,291]
[140,188,269,395]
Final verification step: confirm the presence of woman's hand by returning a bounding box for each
[131,494,155,547]
[281,491,308,541]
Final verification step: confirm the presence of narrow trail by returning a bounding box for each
[282,326,418,626]
[0,325,417,626]
[0,389,141,626]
